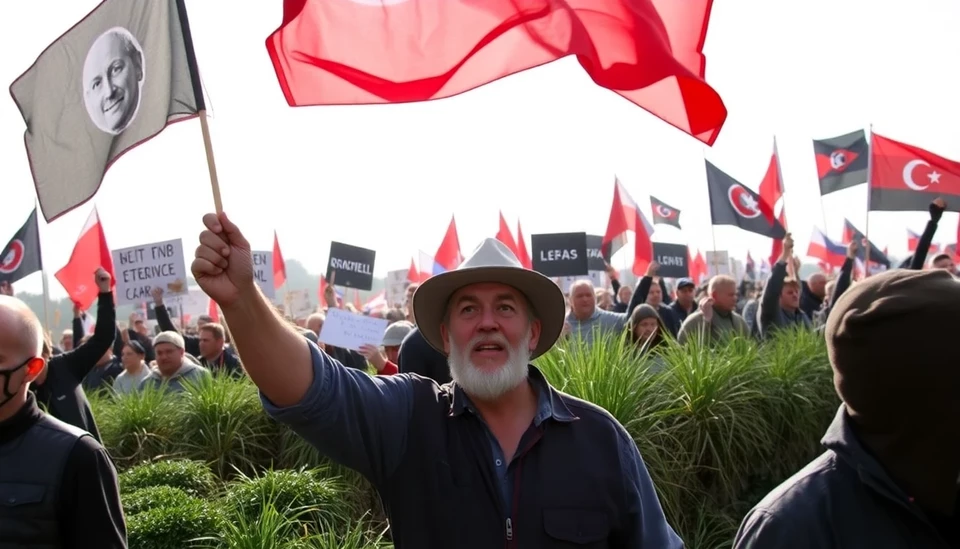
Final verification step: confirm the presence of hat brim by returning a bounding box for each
[412,266,566,360]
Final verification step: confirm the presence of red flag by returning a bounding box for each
[869,133,960,212]
[406,257,419,283]
[434,216,463,273]
[516,221,532,270]
[55,207,114,310]
[273,231,287,288]
[496,211,520,259]
[907,229,921,253]
[690,250,708,284]
[758,140,788,265]
[601,178,654,276]
[207,297,220,323]
[265,0,727,145]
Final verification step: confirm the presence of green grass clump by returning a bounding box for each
[119,459,217,497]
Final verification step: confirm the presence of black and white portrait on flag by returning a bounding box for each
[82,27,145,135]
[10,0,200,222]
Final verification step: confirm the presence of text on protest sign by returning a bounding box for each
[652,243,690,278]
[531,232,588,277]
[318,307,388,352]
[585,234,606,271]
[326,241,376,291]
[251,250,276,299]
[385,269,410,308]
[112,239,187,306]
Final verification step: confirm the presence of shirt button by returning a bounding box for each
[495,459,502,466]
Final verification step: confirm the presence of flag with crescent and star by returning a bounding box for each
[0,208,42,285]
[813,130,869,195]
[704,160,786,239]
[868,132,960,213]
[649,196,682,229]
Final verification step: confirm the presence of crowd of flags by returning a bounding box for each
[3,0,960,317]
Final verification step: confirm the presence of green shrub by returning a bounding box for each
[123,485,202,516]
[173,374,276,479]
[95,383,179,468]
[224,468,357,533]
[119,459,217,497]
[126,499,222,549]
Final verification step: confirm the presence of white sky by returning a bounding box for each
[3,0,959,298]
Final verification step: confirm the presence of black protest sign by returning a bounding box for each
[652,243,690,278]
[532,232,588,277]
[326,241,376,291]
[585,234,606,271]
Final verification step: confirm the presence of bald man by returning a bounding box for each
[0,296,127,548]
[800,272,827,319]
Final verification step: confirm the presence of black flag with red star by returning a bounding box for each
[649,196,682,229]
[0,208,42,284]
[705,161,785,239]
[813,130,869,195]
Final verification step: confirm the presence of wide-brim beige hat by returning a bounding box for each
[412,238,565,359]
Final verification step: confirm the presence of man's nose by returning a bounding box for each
[477,307,499,330]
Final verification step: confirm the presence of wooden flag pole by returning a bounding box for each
[175,0,223,214]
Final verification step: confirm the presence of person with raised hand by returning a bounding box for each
[191,211,682,548]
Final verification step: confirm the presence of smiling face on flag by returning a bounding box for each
[82,27,145,135]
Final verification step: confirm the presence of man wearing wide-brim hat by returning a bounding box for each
[190,211,682,549]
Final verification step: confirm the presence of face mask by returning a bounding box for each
[0,358,32,409]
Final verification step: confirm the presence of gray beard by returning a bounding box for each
[447,331,531,401]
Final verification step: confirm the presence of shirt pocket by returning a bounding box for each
[543,507,611,547]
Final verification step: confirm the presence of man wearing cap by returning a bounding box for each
[668,277,697,324]
[191,212,682,548]
[138,331,211,393]
[359,320,414,375]
[734,268,960,548]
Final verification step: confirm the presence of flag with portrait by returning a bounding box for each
[9,0,199,222]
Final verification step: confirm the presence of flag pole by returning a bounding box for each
[863,124,874,276]
[175,0,223,214]
[34,197,51,332]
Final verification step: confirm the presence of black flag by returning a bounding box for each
[0,209,43,284]
[705,160,785,239]
[650,196,682,229]
[813,130,869,195]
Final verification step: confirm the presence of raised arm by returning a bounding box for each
[190,212,413,484]
[910,198,946,270]
[58,270,116,381]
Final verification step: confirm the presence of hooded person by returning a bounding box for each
[191,207,683,549]
[734,268,960,548]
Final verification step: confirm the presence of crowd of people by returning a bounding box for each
[0,200,957,547]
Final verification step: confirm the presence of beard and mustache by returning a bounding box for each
[447,329,532,401]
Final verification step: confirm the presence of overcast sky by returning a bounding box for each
[3,0,958,297]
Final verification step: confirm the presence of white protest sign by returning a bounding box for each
[706,250,730,277]
[113,239,188,306]
[286,289,314,319]
[385,269,410,308]
[318,307,388,352]
[175,287,211,321]
[252,250,276,298]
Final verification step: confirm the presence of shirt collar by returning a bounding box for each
[449,365,579,424]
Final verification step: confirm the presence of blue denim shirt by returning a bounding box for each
[261,340,682,548]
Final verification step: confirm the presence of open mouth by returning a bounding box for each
[472,342,505,354]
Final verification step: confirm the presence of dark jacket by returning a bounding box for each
[758,262,812,338]
[32,293,115,442]
[397,326,451,385]
[263,342,682,548]
[799,280,823,320]
[0,394,127,548]
[735,405,956,548]
[199,349,244,378]
[628,276,680,337]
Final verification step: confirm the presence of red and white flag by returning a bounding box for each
[601,177,654,276]
[496,211,521,260]
[273,231,287,288]
[55,207,115,310]
[516,221,532,270]
[870,133,960,213]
